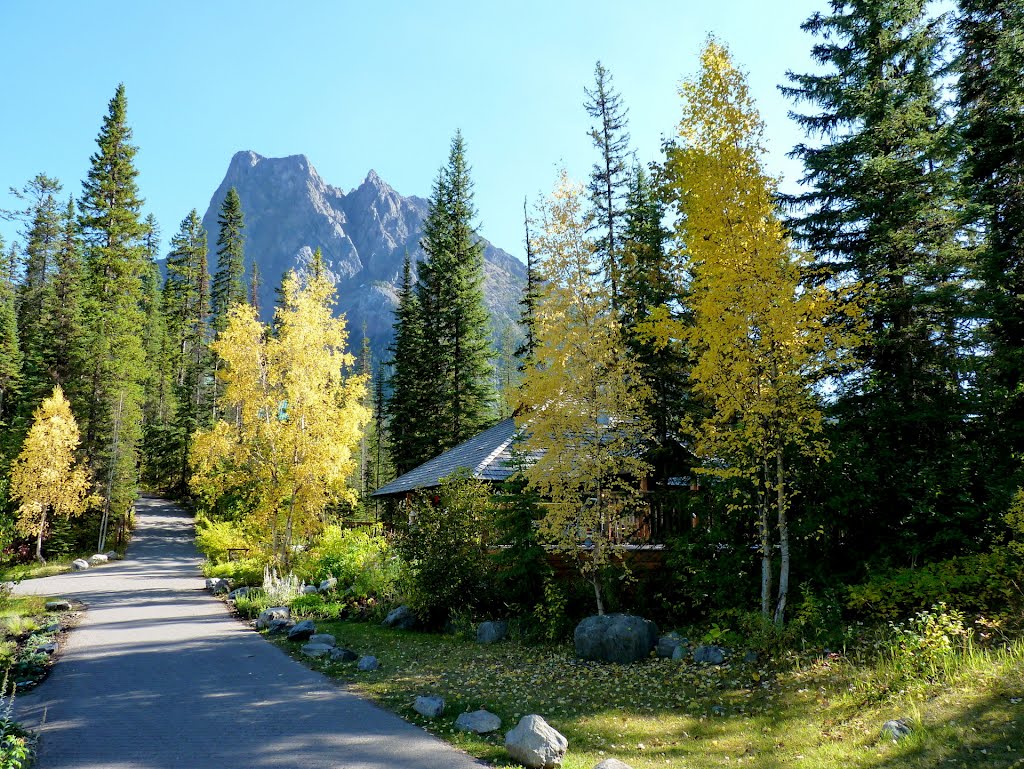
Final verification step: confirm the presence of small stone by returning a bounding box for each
[671,644,688,661]
[455,709,502,734]
[71,559,89,571]
[227,586,253,601]
[329,647,358,662]
[656,631,687,658]
[256,606,290,630]
[287,619,316,642]
[319,577,338,592]
[104,551,120,561]
[357,655,379,671]
[308,633,335,647]
[88,553,109,565]
[45,601,71,612]
[42,623,60,634]
[693,645,726,665]
[413,695,445,718]
[477,620,509,644]
[205,577,230,595]
[267,619,294,635]
[881,718,912,741]
[302,584,319,595]
[594,760,634,769]
[301,643,334,658]
[743,650,760,664]
[711,705,727,717]
[1010,697,1022,705]
[504,714,568,768]
[37,642,58,655]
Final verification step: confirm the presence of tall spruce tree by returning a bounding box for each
[955,1,1024,493]
[415,131,495,454]
[585,61,631,310]
[783,1,971,565]
[0,236,21,432]
[515,197,540,370]
[45,198,88,409]
[78,83,151,542]
[385,254,430,475]
[210,186,246,333]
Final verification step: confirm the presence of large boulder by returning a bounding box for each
[267,619,294,635]
[104,550,120,561]
[477,620,509,644]
[505,715,568,768]
[88,553,108,565]
[413,695,445,718]
[288,620,316,642]
[574,614,658,664]
[71,559,89,571]
[301,643,334,658]
[308,633,336,647]
[382,605,417,630]
[256,606,290,630]
[455,709,501,734]
[227,586,252,601]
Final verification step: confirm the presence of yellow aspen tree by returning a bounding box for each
[10,386,93,563]
[663,39,863,625]
[189,269,370,565]
[518,172,652,615]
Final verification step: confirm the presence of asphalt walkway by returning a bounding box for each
[12,495,488,769]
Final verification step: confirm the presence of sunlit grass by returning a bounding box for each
[266,616,1024,769]
[0,559,76,582]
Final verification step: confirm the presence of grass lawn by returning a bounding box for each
[265,617,1024,769]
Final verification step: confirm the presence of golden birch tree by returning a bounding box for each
[189,269,370,565]
[659,40,863,624]
[10,386,93,563]
[518,172,652,615]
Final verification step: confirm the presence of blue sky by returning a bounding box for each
[0,0,825,262]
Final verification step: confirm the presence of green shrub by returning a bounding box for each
[202,558,264,586]
[299,526,400,602]
[882,603,972,685]
[233,590,271,619]
[290,593,348,620]
[195,516,253,564]
[846,547,1024,619]
[394,471,494,627]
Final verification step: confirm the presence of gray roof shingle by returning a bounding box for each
[371,418,522,497]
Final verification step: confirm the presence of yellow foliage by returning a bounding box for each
[9,386,93,561]
[517,173,653,613]
[189,270,371,563]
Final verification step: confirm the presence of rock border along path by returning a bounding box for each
[13,496,488,769]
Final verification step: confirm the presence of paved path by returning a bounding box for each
[13,496,488,769]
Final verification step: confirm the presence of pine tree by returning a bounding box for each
[585,61,631,310]
[210,186,246,333]
[782,1,969,563]
[386,254,430,475]
[77,83,151,541]
[249,261,262,316]
[515,197,540,370]
[44,198,88,409]
[0,237,21,430]
[955,1,1024,485]
[415,131,495,453]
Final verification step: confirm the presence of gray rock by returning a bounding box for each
[36,642,58,655]
[656,631,687,658]
[574,614,658,664]
[200,153,527,365]
[71,559,89,571]
[288,619,316,642]
[104,550,120,561]
[45,601,71,612]
[413,695,445,718]
[267,619,294,635]
[329,647,358,662]
[455,709,502,734]
[693,645,726,665]
[711,705,727,716]
[382,604,417,630]
[308,633,335,647]
[319,577,338,592]
[256,606,291,630]
[594,760,634,769]
[743,650,760,664]
[205,577,230,595]
[477,620,509,644]
[1,581,16,594]
[88,553,108,565]
[227,586,252,601]
[301,643,334,658]
[504,714,568,768]
[671,645,688,661]
[42,623,60,634]
[881,718,913,741]
[357,655,379,671]
[301,584,319,595]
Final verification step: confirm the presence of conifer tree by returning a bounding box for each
[77,83,150,537]
[0,237,21,430]
[249,261,262,316]
[782,1,969,563]
[415,131,495,453]
[515,197,540,370]
[955,1,1024,483]
[45,198,88,409]
[585,61,631,310]
[386,254,430,475]
[210,186,246,333]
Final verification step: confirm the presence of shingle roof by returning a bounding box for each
[371,417,522,497]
